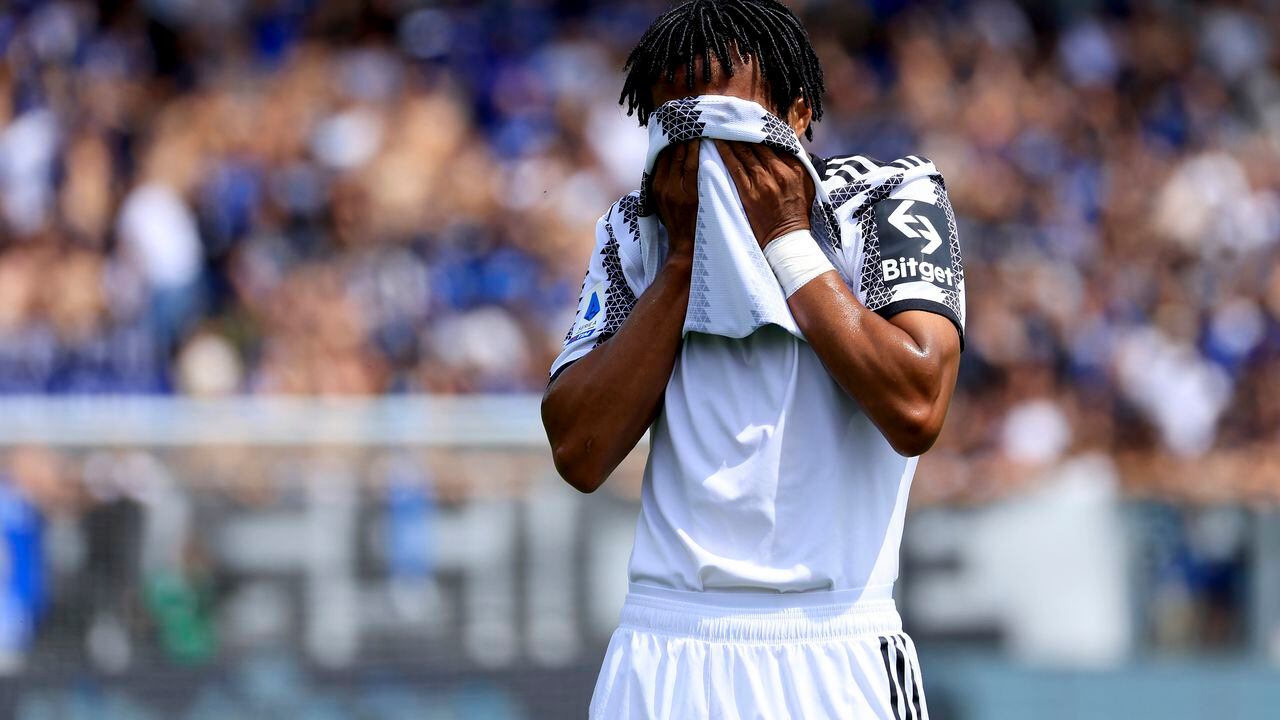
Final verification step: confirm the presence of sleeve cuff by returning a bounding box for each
[875,298,965,351]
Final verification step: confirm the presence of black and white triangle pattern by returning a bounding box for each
[810,200,845,252]
[829,170,902,211]
[617,193,642,240]
[687,205,714,329]
[857,210,895,312]
[643,99,707,215]
[654,97,708,144]
[638,171,653,217]
[592,213,638,348]
[760,113,802,155]
[827,156,934,211]
[686,202,773,333]
[641,98,862,260]
[934,177,964,320]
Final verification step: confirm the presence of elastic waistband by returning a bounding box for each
[619,583,901,643]
[629,582,895,608]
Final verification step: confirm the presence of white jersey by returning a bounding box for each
[552,154,966,597]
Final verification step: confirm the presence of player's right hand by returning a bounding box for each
[652,140,700,263]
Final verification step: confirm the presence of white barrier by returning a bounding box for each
[0,395,549,447]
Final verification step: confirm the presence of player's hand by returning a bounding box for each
[715,140,815,250]
[652,140,700,264]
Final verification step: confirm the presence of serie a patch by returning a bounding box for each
[567,280,607,342]
[873,199,957,289]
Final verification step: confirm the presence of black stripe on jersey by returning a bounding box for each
[852,156,881,173]
[822,160,857,182]
[834,167,905,210]
[897,635,919,720]
[895,636,911,720]
[824,154,879,178]
[827,155,912,209]
[825,155,871,176]
[823,155,860,172]
[895,635,910,720]
[825,154,934,183]
[887,155,934,172]
[829,165,866,185]
[880,636,904,720]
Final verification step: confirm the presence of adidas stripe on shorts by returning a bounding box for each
[590,584,929,719]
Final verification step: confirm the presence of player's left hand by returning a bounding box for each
[715,140,815,250]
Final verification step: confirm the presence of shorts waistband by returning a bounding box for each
[619,583,901,643]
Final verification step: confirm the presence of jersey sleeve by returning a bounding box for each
[857,175,966,346]
[549,203,643,379]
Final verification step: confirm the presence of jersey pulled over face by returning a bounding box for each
[552,154,966,596]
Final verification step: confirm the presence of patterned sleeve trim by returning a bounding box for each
[593,206,639,349]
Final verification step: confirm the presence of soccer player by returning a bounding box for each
[541,1,964,717]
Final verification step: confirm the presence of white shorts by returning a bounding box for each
[590,584,929,720]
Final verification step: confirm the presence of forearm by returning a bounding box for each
[787,272,958,456]
[542,256,692,492]
[710,138,960,454]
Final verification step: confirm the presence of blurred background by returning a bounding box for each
[0,0,1278,717]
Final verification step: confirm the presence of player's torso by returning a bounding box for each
[580,151,961,596]
[627,326,917,595]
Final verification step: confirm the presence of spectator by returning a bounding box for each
[0,0,1272,489]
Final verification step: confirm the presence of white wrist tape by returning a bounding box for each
[763,230,835,297]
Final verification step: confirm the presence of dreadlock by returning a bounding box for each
[620,0,826,140]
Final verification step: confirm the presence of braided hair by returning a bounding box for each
[620,0,826,140]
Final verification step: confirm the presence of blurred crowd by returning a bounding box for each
[0,0,1278,493]
[0,3,1276,711]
